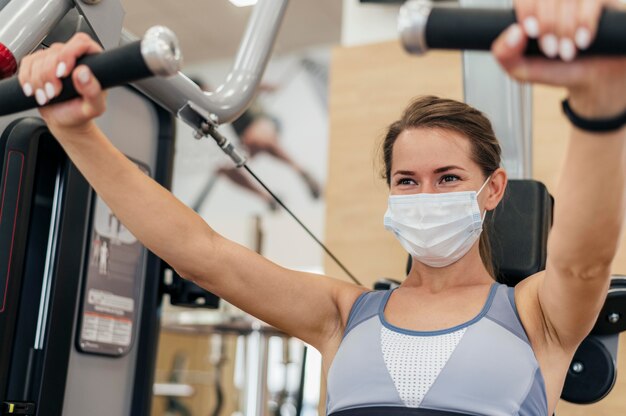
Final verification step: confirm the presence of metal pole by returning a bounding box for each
[0,0,73,78]
[122,0,289,124]
[459,0,533,179]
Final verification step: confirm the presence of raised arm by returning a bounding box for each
[493,0,626,348]
[17,34,365,350]
[540,90,626,348]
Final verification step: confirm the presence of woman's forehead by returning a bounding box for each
[392,128,474,168]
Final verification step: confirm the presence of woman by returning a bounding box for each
[16,0,626,414]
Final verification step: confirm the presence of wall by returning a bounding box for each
[325,39,626,415]
[341,0,401,47]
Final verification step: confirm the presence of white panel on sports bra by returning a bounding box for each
[381,326,467,407]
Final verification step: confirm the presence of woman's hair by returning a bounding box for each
[381,95,502,278]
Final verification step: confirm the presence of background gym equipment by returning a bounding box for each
[159,315,307,416]
[0,86,176,416]
[0,0,288,166]
[0,0,290,415]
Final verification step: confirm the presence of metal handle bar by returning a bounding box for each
[124,0,288,125]
[399,0,626,56]
[0,26,182,116]
[0,0,74,79]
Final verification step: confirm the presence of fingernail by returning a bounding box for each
[22,82,33,97]
[506,24,523,47]
[540,34,558,58]
[575,27,591,50]
[35,89,47,106]
[77,67,90,85]
[523,16,540,38]
[56,61,67,78]
[559,38,576,62]
[45,82,55,99]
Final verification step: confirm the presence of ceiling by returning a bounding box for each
[120,0,343,64]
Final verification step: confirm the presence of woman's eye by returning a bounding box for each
[440,175,460,183]
[397,178,416,185]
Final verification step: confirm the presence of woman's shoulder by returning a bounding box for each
[334,284,378,331]
[509,272,555,349]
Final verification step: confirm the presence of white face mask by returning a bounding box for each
[383,177,491,268]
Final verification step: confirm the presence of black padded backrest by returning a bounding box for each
[405,179,553,287]
[487,179,553,286]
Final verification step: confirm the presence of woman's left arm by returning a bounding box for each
[539,98,626,349]
[493,0,626,349]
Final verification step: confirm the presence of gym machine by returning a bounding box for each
[1,0,626,414]
[0,0,289,415]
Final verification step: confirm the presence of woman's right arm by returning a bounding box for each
[19,34,366,351]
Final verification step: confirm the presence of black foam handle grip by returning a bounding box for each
[0,41,151,116]
[426,8,626,55]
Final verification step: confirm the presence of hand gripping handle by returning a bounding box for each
[400,0,626,56]
[0,26,182,116]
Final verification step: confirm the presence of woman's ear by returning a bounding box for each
[484,168,508,211]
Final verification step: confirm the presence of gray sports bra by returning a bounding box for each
[326,283,548,416]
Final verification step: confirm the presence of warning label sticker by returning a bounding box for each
[78,164,149,356]
[88,289,134,315]
[81,311,132,347]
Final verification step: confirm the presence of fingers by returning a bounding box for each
[41,43,64,102]
[576,0,604,50]
[492,21,588,88]
[513,0,610,60]
[17,32,102,106]
[515,0,540,38]
[30,49,49,106]
[71,65,106,118]
[537,0,559,58]
[555,0,578,62]
[497,1,625,94]
[17,53,34,97]
[492,24,529,74]
[24,43,64,106]
[56,32,102,80]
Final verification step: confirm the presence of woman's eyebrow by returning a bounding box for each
[392,166,466,176]
[393,170,416,176]
[433,165,466,174]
